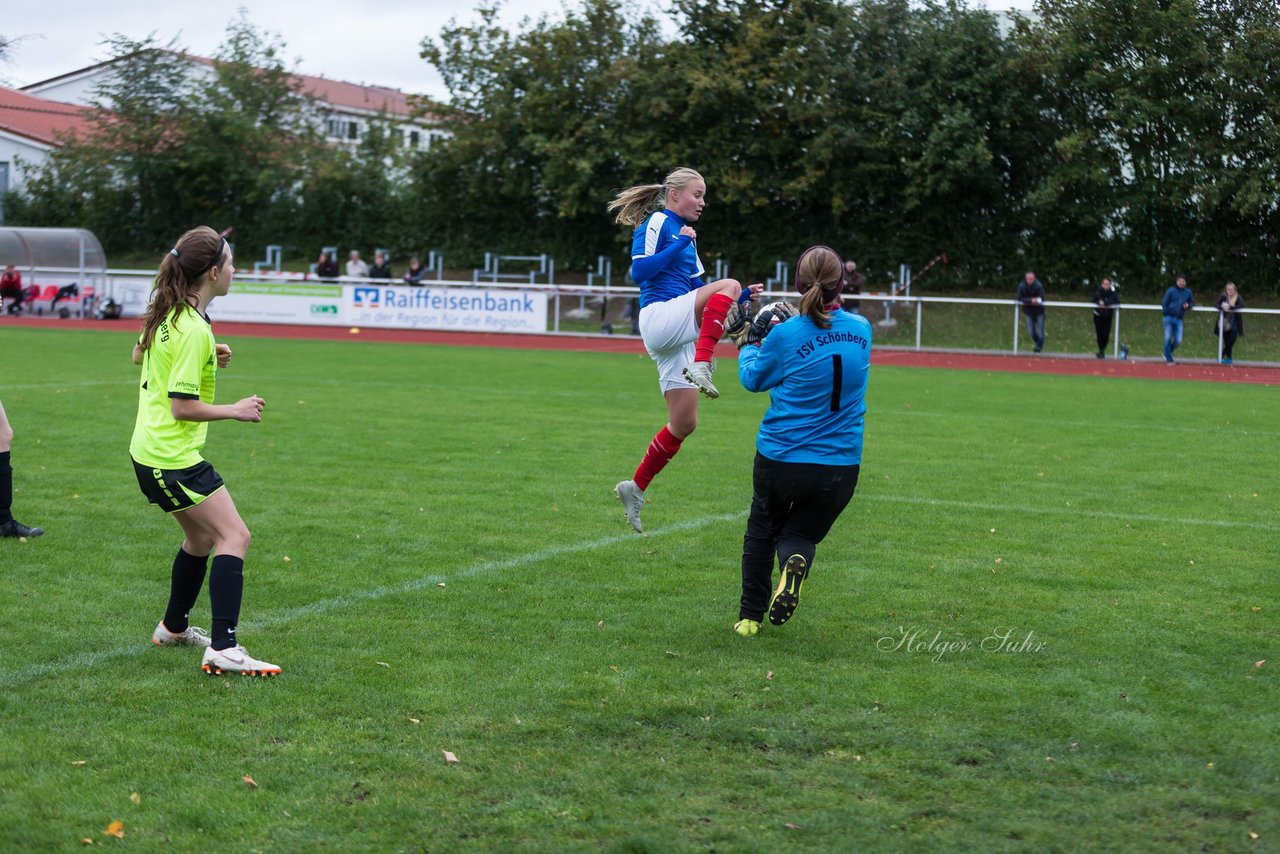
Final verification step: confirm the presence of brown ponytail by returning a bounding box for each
[139,226,226,350]
[793,245,844,330]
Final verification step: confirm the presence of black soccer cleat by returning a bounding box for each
[0,519,44,538]
[768,554,808,626]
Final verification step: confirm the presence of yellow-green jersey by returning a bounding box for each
[129,304,217,469]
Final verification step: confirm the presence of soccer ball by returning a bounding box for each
[752,301,796,337]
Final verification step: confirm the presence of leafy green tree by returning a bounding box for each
[417,0,671,267]
[297,115,415,259]
[175,11,318,250]
[1020,0,1280,293]
[826,0,1046,288]
[10,35,194,251]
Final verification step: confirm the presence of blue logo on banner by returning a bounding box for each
[353,287,380,309]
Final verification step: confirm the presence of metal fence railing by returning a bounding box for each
[10,268,1277,364]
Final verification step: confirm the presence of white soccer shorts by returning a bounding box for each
[638,290,700,393]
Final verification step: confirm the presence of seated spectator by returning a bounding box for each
[315,251,339,280]
[1,265,23,315]
[369,251,393,279]
[346,250,370,278]
[403,256,427,285]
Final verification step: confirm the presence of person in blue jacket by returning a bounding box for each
[1161,275,1195,364]
[607,167,762,534]
[730,245,872,636]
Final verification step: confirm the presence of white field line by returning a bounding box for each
[861,494,1280,532]
[0,512,744,689]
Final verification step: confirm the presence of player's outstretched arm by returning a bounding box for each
[171,395,265,423]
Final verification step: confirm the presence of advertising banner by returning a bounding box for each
[205,283,548,333]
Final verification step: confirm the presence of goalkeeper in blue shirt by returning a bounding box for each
[727,245,873,636]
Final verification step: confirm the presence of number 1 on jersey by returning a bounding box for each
[830,354,843,412]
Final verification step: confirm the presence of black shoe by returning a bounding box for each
[1096,351,1105,359]
[768,554,808,626]
[0,519,44,538]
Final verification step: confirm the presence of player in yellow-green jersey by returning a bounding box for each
[130,225,279,676]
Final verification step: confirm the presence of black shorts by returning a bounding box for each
[133,459,225,513]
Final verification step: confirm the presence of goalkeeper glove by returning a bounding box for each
[745,301,797,346]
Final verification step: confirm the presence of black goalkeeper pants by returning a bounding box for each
[739,453,859,622]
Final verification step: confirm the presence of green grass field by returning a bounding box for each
[1,326,1275,852]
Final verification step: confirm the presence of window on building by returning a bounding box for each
[348,121,359,141]
[410,131,420,148]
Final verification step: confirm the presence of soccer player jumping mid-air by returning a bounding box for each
[607,167,762,534]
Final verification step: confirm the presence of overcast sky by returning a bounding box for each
[2,0,1035,103]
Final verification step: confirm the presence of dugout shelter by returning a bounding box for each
[0,226,107,315]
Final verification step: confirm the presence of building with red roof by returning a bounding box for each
[22,52,446,152]
[0,86,97,213]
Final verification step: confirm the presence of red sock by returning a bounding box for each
[633,426,683,491]
[694,293,734,363]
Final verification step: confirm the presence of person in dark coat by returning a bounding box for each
[1092,277,1121,358]
[369,251,393,279]
[1214,282,1245,365]
[1161,275,1195,364]
[315,251,339,281]
[1016,271,1046,353]
[403,256,427,285]
[841,259,864,313]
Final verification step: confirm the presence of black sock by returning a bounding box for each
[163,548,209,633]
[208,555,245,651]
[0,451,12,525]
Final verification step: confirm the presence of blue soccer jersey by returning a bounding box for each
[630,209,705,308]
[738,310,873,465]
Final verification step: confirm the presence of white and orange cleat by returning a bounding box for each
[152,621,212,647]
[201,645,281,677]
[682,359,719,398]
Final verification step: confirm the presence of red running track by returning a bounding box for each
[6,315,1279,385]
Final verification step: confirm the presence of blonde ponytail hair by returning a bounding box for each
[794,245,844,330]
[608,167,705,226]
[139,226,226,350]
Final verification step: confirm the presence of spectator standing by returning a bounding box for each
[315,251,339,281]
[1092,277,1121,358]
[1214,282,1245,365]
[1161,275,1195,364]
[369,251,392,279]
[1,265,24,315]
[346,250,369,278]
[1017,271,1046,353]
[0,398,45,538]
[841,259,864,313]
[403,256,427,285]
